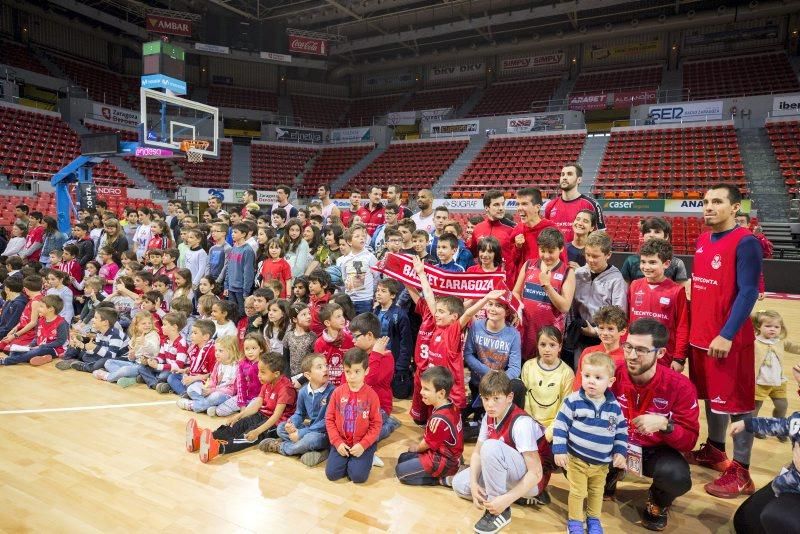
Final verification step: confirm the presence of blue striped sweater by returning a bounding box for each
[552,389,628,464]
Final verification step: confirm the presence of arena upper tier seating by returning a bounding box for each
[594,124,746,197]
[683,52,800,100]
[467,77,561,117]
[571,65,662,94]
[342,139,468,195]
[402,87,476,112]
[450,133,586,198]
[50,53,140,109]
[207,85,278,112]
[341,95,403,126]
[298,145,375,197]
[0,105,133,188]
[766,119,800,199]
[291,94,350,129]
[0,41,49,75]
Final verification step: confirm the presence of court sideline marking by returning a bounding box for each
[0,400,175,415]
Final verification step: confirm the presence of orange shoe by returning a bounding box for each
[29,355,53,367]
[684,442,731,472]
[199,429,220,463]
[185,418,201,453]
[704,461,755,499]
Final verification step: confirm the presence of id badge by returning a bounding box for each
[627,443,643,477]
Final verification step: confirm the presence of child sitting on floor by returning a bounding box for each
[178,335,240,414]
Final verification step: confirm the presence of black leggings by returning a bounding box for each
[212,413,277,455]
[734,482,800,534]
[606,446,692,507]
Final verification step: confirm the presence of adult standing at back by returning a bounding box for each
[544,163,605,242]
[467,189,515,271]
[271,185,298,220]
[358,186,385,237]
[317,184,341,225]
[386,184,413,219]
[509,187,559,286]
[411,189,435,235]
[684,184,762,499]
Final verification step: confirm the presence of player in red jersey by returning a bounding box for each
[606,319,699,531]
[339,190,362,228]
[684,184,763,499]
[544,163,605,242]
[404,255,505,425]
[357,186,385,236]
[467,189,515,266]
[509,187,562,286]
[628,239,689,371]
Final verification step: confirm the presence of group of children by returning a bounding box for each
[2,193,799,534]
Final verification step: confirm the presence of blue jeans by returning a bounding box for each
[276,421,329,456]
[104,359,138,381]
[396,451,441,486]
[186,382,231,412]
[167,372,190,394]
[352,299,373,316]
[227,290,245,318]
[325,442,377,484]
[138,364,170,389]
[379,409,401,442]
[1,346,57,366]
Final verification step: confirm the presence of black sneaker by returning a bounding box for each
[641,497,669,531]
[754,432,766,440]
[515,489,550,506]
[70,361,87,372]
[474,507,511,534]
[604,467,625,500]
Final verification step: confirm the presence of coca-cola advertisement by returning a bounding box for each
[288,35,328,56]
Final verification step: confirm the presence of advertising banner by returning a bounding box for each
[430,120,480,137]
[387,111,417,126]
[95,186,128,197]
[600,198,665,212]
[275,127,323,144]
[685,22,780,49]
[330,127,371,143]
[772,95,800,117]
[260,51,292,63]
[427,61,485,83]
[568,93,608,111]
[665,198,751,213]
[195,43,229,54]
[647,100,723,123]
[587,37,661,62]
[613,89,657,109]
[92,103,140,127]
[507,117,536,133]
[78,183,97,211]
[288,35,328,56]
[146,14,192,37]
[500,51,565,74]
[420,108,452,122]
[362,70,413,93]
[140,74,186,95]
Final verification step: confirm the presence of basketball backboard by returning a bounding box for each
[140,87,219,158]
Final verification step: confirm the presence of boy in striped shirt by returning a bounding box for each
[553,352,628,534]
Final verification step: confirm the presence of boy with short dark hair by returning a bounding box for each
[628,238,689,372]
[405,255,506,425]
[0,276,27,341]
[0,294,68,366]
[373,278,413,399]
[207,222,231,287]
[396,366,464,486]
[246,287,274,334]
[258,352,335,466]
[451,371,553,533]
[224,223,255,317]
[167,318,217,395]
[313,303,354,387]
[308,269,332,336]
[336,224,378,315]
[620,217,688,284]
[325,348,383,484]
[412,229,432,263]
[573,306,627,392]
[56,307,128,372]
[433,233,465,272]
[192,351,297,462]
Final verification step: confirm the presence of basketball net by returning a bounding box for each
[180,140,210,163]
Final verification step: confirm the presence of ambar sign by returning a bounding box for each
[146,15,192,37]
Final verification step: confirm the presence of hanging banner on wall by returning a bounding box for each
[568,93,608,111]
[684,21,780,49]
[772,95,800,117]
[665,198,751,213]
[613,89,658,109]
[330,127,371,143]
[430,120,480,137]
[647,100,723,123]
[507,117,536,133]
[420,108,453,122]
[586,37,662,63]
[275,127,323,143]
[260,51,292,63]
[146,14,192,37]
[195,42,230,54]
[387,111,417,126]
[92,103,140,127]
[500,51,566,74]
[362,70,413,93]
[427,61,485,83]
[288,35,328,56]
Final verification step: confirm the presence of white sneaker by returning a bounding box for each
[176,398,192,410]
[372,454,384,467]
[206,406,217,417]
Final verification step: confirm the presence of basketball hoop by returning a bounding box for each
[180,140,210,163]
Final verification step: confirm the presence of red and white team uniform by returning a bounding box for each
[419,403,464,477]
[544,195,605,242]
[519,259,569,360]
[628,277,689,367]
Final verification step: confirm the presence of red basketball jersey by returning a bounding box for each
[420,403,464,477]
[520,259,568,359]
[628,277,689,365]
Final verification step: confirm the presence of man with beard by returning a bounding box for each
[509,187,560,285]
[340,190,362,228]
[467,189,515,275]
[544,163,605,242]
[317,184,341,225]
[358,186,385,237]
[411,189,435,235]
[606,318,699,531]
[386,184,413,219]
[271,185,298,220]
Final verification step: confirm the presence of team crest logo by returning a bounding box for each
[659,297,671,305]
[711,254,722,270]
[435,336,441,343]
[553,273,564,281]
[270,393,276,399]
[653,398,668,410]
[607,415,618,432]
[697,247,704,254]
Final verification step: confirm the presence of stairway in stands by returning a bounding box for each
[737,128,790,222]
[432,134,490,196]
[577,134,609,194]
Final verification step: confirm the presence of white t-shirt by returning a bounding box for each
[336,248,378,303]
[411,211,435,235]
[478,411,543,454]
[133,224,152,260]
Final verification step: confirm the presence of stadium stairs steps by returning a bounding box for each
[292,151,321,192]
[432,134,490,196]
[760,222,800,258]
[113,156,171,200]
[455,86,485,118]
[373,93,413,126]
[576,134,609,193]
[278,94,294,126]
[31,48,68,80]
[549,74,575,111]
[329,144,388,195]
[659,66,683,101]
[230,144,252,189]
[736,128,790,223]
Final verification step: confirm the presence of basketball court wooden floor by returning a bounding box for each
[1,297,798,533]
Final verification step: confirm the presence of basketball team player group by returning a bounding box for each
[0,163,796,534]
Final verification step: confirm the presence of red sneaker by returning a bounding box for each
[684,442,731,472]
[29,355,53,367]
[704,461,756,498]
[185,418,201,453]
[199,429,220,463]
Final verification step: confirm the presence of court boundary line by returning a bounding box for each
[0,400,175,415]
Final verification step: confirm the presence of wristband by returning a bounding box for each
[660,419,675,434]
[673,358,686,365]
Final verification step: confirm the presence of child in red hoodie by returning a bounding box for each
[325,348,382,483]
[314,303,354,386]
[308,269,333,336]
